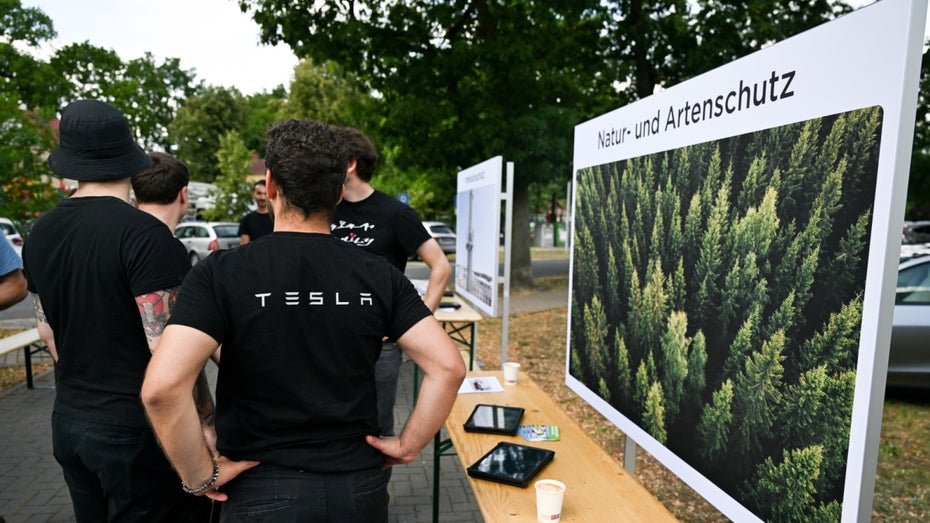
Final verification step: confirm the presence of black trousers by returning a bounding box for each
[52,411,211,523]
[219,463,388,523]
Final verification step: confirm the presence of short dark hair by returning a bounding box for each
[252,180,266,190]
[334,126,379,182]
[131,152,190,205]
[265,119,347,220]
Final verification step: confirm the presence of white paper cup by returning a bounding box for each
[503,362,521,385]
[535,479,566,521]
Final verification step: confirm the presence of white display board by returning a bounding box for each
[566,1,926,521]
[455,156,503,316]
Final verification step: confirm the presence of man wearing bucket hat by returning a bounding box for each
[22,99,212,522]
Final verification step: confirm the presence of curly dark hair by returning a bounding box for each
[131,152,190,205]
[265,119,348,220]
[334,126,379,182]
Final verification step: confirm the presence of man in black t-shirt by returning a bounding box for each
[331,126,451,445]
[238,180,273,244]
[22,100,210,521]
[132,152,191,234]
[142,119,465,522]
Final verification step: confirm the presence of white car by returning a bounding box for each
[174,221,240,265]
[889,255,930,389]
[423,221,456,255]
[185,181,220,219]
[0,217,24,257]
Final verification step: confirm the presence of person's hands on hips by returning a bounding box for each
[201,456,260,502]
[365,435,417,468]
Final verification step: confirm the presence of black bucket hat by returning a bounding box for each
[48,99,151,181]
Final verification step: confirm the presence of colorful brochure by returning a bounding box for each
[518,424,561,442]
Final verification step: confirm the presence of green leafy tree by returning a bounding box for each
[169,86,248,182]
[0,1,64,220]
[241,87,286,156]
[50,44,199,151]
[202,131,253,221]
[281,59,372,128]
[593,0,855,109]
[240,0,616,286]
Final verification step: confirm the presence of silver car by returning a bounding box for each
[423,221,456,255]
[1,217,24,257]
[174,221,240,265]
[888,255,930,389]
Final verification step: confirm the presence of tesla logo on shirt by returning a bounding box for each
[332,220,376,247]
[254,292,374,307]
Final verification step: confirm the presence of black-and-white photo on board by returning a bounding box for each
[456,156,503,316]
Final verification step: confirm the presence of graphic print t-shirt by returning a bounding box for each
[331,190,431,272]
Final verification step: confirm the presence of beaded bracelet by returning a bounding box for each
[181,460,219,495]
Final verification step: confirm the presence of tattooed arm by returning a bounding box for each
[135,287,179,352]
[136,287,217,453]
[32,293,58,361]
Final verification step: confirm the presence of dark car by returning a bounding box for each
[903,220,930,245]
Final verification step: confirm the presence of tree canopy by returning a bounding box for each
[238,0,855,282]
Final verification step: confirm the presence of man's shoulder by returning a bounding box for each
[240,210,270,222]
[370,189,405,206]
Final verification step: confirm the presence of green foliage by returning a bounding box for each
[281,59,372,128]
[684,329,708,415]
[170,87,249,182]
[201,131,253,222]
[614,333,633,410]
[659,310,689,424]
[698,379,733,463]
[743,446,825,522]
[0,1,64,219]
[801,298,863,375]
[570,107,880,513]
[643,381,667,444]
[908,48,930,219]
[241,87,286,156]
[50,44,200,151]
[733,331,786,459]
[240,0,620,283]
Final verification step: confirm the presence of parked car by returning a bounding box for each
[0,217,23,257]
[423,221,456,255]
[186,181,219,219]
[174,221,240,265]
[888,255,930,389]
[903,220,930,245]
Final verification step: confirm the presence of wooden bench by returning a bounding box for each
[0,327,54,389]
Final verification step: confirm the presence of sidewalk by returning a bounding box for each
[0,290,569,523]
